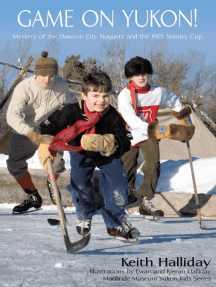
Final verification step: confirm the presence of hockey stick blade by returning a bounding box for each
[47,220,91,252]
[64,233,91,254]
[47,159,90,253]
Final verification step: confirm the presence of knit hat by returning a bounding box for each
[34,51,58,77]
[125,56,153,78]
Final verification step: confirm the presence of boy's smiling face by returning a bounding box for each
[130,74,149,88]
[81,88,110,112]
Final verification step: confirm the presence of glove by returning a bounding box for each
[148,121,195,142]
[38,143,54,169]
[81,134,117,157]
[26,130,53,146]
[172,106,195,142]
[172,106,193,126]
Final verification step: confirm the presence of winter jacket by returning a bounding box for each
[40,100,131,161]
[6,76,77,135]
[118,85,184,146]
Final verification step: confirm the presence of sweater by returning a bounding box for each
[6,76,77,135]
[40,101,131,161]
[118,85,184,146]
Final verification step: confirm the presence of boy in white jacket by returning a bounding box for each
[118,56,194,220]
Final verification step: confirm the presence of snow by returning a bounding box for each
[1,152,216,195]
[138,157,216,195]
[0,153,216,286]
[0,206,215,286]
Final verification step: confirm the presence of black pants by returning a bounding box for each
[7,132,65,179]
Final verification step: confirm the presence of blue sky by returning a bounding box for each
[0,0,215,66]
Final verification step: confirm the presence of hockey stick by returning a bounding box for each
[0,61,33,73]
[47,184,66,226]
[0,55,35,110]
[47,158,91,253]
[186,141,203,229]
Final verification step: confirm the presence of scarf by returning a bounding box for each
[127,81,150,116]
[48,101,108,155]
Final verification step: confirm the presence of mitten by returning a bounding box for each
[172,106,193,126]
[38,143,54,169]
[26,130,54,146]
[148,122,195,142]
[81,134,117,157]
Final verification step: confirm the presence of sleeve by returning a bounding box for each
[39,105,73,136]
[6,84,34,135]
[61,80,78,106]
[109,111,132,158]
[118,88,148,136]
[161,88,184,111]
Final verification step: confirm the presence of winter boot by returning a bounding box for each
[13,190,42,214]
[73,217,92,236]
[47,177,61,205]
[107,220,140,244]
[139,196,164,221]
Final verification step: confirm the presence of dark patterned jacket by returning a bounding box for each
[40,100,132,161]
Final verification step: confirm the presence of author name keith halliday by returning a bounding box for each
[122,257,211,269]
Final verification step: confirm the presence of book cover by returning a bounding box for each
[0,0,215,286]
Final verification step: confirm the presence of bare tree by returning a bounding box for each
[138,40,194,96]
[0,39,32,136]
[0,39,32,99]
[201,63,216,127]
[97,40,129,94]
[62,55,98,99]
[95,39,215,117]
[46,35,60,64]
[134,40,214,114]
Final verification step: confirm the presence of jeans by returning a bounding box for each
[66,152,128,228]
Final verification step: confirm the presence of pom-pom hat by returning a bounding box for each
[125,56,153,78]
[34,51,58,77]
